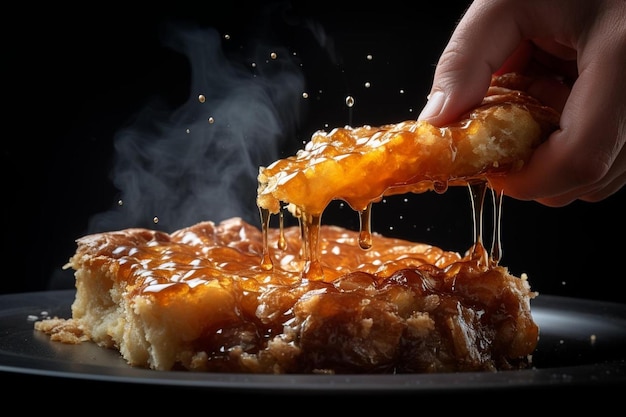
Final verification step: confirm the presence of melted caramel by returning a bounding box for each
[72,217,538,373]
[256,73,560,280]
[90,219,462,298]
[47,73,556,373]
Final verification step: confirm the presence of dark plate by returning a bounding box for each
[1,290,625,399]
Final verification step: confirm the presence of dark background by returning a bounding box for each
[6,1,625,304]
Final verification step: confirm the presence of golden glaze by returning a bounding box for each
[68,217,538,373]
[75,218,462,297]
[54,73,555,373]
[257,74,560,217]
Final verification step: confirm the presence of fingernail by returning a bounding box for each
[418,90,445,121]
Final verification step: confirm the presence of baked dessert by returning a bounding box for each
[35,217,539,373]
[35,73,558,374]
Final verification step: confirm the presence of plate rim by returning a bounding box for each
[1,289,625,392]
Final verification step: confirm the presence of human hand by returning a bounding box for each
[418,0,626,207]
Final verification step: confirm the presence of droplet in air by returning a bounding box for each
[198,94,206,103]
[302,92,309,99]
[208,117,215,124]
[153,216,159,224]
[364,82,371,88]
[270,52,277,60]
[345,96,355,108]
[366,54,373,61]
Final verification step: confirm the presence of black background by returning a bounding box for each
[6,1,625,304]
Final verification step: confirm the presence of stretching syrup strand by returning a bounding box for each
[256,73,560,280]
[254,115,515,280]
[259,177,497,282]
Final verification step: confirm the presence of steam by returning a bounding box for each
[88,23,305,233]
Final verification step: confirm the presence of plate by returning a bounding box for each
[1,290,625,401]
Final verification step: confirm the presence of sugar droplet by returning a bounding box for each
[208,117,215,124]
[198,94,206,103]
[345,96,355,107]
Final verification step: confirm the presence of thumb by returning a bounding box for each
[417,66,492,126]
[418,0,540,126]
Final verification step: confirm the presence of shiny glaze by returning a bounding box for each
[69,73,555,372]
[74,217,538,373]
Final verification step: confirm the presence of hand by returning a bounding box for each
[418,0,626,207]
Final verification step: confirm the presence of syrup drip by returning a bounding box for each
[358,202,373,250]
[299,211,325,280]
[255,74,561,281]
[259,207,273,271]
[468,180,489,268]
[259,205,326,281]
[490,187,504,266]
[277,210,287,250]
[259,176,505,282]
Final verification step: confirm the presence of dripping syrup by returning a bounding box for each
[259,176,505,282]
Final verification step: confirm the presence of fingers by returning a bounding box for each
[534,116,626,206]
[418,0,580,126]
[496,67,626,206]
[526,76,571,116]
[578,170,626,203]
[421,0,626,205]
[493,2,626,205]
[418,0,554,125]
[494,40,534,76]
[543,150,626,205]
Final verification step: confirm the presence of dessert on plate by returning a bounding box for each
[35,73,558,374]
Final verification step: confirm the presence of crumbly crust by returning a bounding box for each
[36,218,538,374]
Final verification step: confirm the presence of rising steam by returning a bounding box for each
[88,23,306,233]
